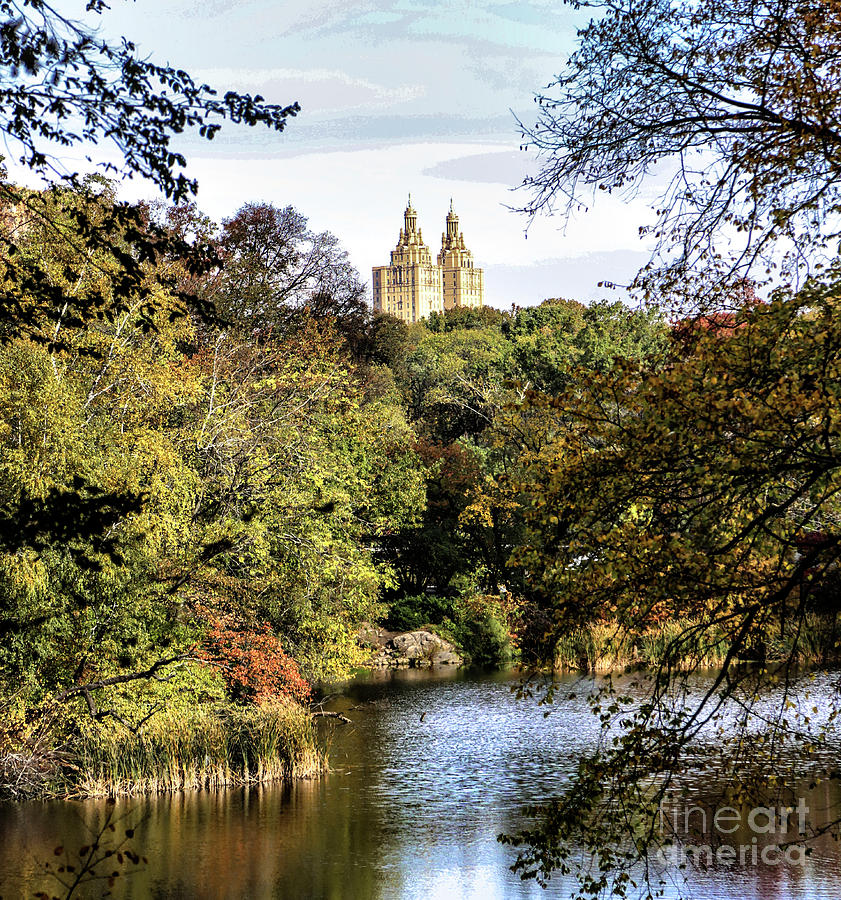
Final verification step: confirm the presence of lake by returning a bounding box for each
[3,668,841,899]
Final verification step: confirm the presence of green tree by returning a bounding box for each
[401,324,516,443]
[0,0,302,593]
[505,298,664,393]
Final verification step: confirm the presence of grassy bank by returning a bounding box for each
[553,614,841,673]
[2,701,324,800]
[76,701,323,797]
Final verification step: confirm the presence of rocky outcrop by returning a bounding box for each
[358,625,463,669]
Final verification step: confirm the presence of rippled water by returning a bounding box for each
[3,668,841,899]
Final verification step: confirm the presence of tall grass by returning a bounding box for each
[553,615,840,673]
[73,700,323,797]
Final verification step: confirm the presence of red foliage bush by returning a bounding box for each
[198,611,311,704]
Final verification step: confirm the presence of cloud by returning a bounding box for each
[423,150,537,187]
[193,67,424,114]
[286,0,584,56]
[483,251,650,308]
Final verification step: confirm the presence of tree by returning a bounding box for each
[520,0,841,302]
[178,320,425,681]
[0,0,300,346]
[426,305,508,332]
[216,202,368,341]
[504,298,665,393]
[502,1,841,894]
[359,312,409,369]
[401,325,516,443]
[0,0,302,598]
[0,0,308,756]
[0,1,298,200]
[0,0,302,578]
[502,276,841,894]
[0,211,427,775]
[378,438,483,598]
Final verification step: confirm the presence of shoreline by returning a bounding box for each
[1,700,325,802]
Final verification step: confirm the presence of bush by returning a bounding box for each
[384,593,455,632]
[197,609,311,704]
[384,592,513,668]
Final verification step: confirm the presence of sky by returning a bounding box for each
[44,0,661,308]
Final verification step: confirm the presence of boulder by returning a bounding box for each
[357,622,397,650]
[363,628,463,669]
[390,630,463,667]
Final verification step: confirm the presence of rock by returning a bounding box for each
[357,622,397,650]
[362,628,463,670]
[390,630,463,667]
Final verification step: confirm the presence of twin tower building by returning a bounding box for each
[372,195,484,324]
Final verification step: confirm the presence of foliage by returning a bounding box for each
[500,275,841,893]
[400,323,515,443]
[198,609,311,704]
[439,592,515,669]
[504,298,665,392]
[0,0,303,705]
[426,305,508,332]
[520,0,841,300]
[512,280,841,660]
[376,297,667,618]
[378,439,482,597]
[492,5,841,892]
[384,593,456,632]
[0,183,429,792]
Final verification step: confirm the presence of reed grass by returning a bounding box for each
[73,700,323,797]
[553,615,840,673]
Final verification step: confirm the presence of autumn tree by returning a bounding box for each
[502,1,841,894]
[521,0,841,303]
[215,202,368,344]
[502,274,841,894]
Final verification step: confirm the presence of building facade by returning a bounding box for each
[372,196,484,324]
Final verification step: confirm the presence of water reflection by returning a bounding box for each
[2,668,841,899]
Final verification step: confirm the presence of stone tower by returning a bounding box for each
[371,195,443,323]
[437,199,484,312]
[372,196,484,324]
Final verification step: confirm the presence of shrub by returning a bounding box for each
[384,592,513,668]
[384,593,455,632]
[198,611,311,704]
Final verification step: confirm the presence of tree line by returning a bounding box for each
[3,0,841,897]
[0,176,668,761]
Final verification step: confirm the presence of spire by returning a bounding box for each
[404,192,417,234]
[445,200,459,242]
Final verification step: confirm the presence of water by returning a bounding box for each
[2,668,841,899]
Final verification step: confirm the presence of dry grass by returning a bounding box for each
[75,700,324,797]
[1,700,324,799]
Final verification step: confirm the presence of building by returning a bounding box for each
[372,196,484,323]
[438,199,484,313]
